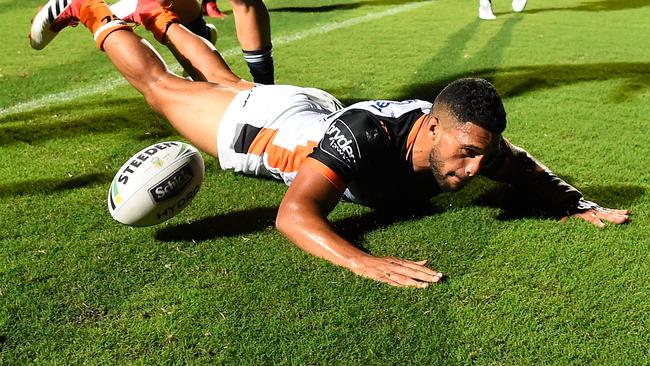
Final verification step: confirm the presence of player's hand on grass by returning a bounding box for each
[564,199,630,228]
[352,256,443,288]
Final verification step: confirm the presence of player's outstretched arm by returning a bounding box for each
[276,165,443,288]
[481,138,630,227]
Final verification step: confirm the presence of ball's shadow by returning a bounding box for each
[0,172,113,198]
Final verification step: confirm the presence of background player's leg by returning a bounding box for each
[150,0,223,82]
[123,0,254,87]
[164,23,253,89]
[230,0,274,84]
[159,0,273,83]
[102,29,241,156]
[110,0,219,81]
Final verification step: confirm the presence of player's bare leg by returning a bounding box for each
[150,0,272,84]
[110,0,250,86]
[148,0,222,82]
[101,29,240,156]
[102,0,254,154]
[29,0,248,156]
[163,23,252,88]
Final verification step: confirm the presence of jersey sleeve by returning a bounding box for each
[480,137,584,216]
[302,157,346,192]
[307,109,388,185]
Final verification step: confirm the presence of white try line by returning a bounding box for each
[1,1,429,118]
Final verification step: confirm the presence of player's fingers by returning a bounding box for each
[399,260,439,275]
[386,262,443,284]
[392,263,441,283]
[374,272,408,287]
[409,260,445,283]
[596,207,630,215]
[597,211,629,224]
[384,272,430,288]
[423,268,443,282]
[596,207,628,215]
[388,257,438,276]
[580,211,606,228]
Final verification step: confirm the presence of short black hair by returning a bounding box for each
[433,78,507,134]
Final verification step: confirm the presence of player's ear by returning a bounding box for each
[427,115,441,139]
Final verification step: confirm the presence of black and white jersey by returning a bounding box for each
[218,85,584,212]
[308,99,437,206]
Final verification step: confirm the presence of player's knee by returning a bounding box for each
[141,75,171,112]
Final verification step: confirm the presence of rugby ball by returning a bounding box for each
[107,141,205,226]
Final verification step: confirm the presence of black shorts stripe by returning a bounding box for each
[233,124,262,154]
[55,0,61,16]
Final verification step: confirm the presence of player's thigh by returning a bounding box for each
[153,80,242,157]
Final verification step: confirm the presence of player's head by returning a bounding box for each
[433,78,507,134]
[426,78,505,192]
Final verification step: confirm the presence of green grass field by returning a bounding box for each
[2,0,650,364]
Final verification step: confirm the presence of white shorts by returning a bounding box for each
[217,85,344,184]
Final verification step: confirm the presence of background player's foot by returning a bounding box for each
[512,0,528,12]
[29,0,84,49]
[204,1,227,19]
[479,3,496,20]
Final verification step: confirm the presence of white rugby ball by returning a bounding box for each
[108,141,205,226]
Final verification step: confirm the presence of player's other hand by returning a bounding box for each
[352,256,443,288]
[564,199,630,228]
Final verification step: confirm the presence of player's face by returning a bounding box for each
[429,120,499,192]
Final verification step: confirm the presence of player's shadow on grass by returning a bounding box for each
[331,204,442,250]
[391,62,650,104]
[471,180,644,221]
[0,172,112,198]
[155,202,442,252]
[154,179,644,244]
[0,97,175,145]
[523,0,650,14]
[268,0,427,13]
[155,207,279,242]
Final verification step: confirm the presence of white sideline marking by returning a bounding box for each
[0,2,429,118]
